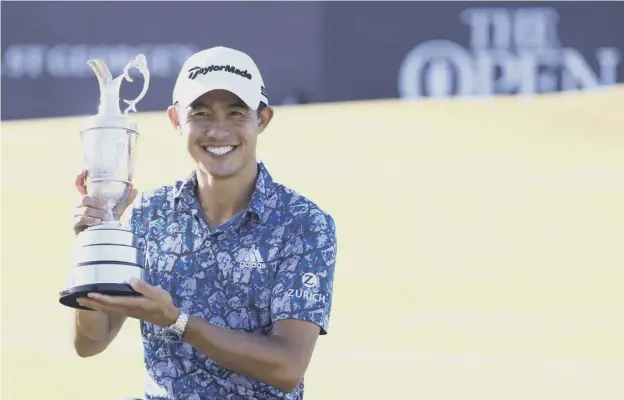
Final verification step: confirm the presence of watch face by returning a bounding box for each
[162,329,181,342]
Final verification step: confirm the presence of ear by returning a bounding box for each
[167,105,181,133]
[258,106,274,134]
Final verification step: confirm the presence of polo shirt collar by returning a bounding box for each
[174,162,273,220]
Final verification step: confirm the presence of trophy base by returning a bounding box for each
[59,283,142,311]
[61,221,147,311]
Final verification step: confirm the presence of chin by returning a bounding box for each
[206,169,238,180]
[199,162,241,180]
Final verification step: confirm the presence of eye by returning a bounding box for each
[230,110,244,116]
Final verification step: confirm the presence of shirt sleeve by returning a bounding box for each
[270,211,337,335]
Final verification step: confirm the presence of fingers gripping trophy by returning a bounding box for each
[59,54,151,310]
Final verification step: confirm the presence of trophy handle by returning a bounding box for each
[121,54,151,116]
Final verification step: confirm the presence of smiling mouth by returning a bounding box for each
[201,145,237,156]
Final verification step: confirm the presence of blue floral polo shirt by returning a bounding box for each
[127,162,337,399]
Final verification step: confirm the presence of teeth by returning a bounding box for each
[203,146,234,156]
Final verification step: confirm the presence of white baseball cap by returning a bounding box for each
[173,46,268,111]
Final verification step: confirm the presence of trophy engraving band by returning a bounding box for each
[69,264,146,287]
[76,229,137,247]
[73,244,145,266]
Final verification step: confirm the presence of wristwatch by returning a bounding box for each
[161,311,190,343]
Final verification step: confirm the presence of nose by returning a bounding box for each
[205,122,229,140]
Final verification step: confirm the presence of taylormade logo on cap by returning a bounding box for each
[173,46,269,109]
[187,65,253,81]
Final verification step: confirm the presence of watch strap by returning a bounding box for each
[171,311,190,336]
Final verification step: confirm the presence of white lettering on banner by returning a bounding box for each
[1,44,199,79]
[398,7,621,99]
[287,289,326,303]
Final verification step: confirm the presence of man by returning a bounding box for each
[71,46,338,400]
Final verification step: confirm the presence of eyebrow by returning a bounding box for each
[229,100,249,109]
[189,101,209,110]
[189,100,249,110]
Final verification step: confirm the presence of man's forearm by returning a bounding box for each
[72,310,125,357]
[184,316,301,392]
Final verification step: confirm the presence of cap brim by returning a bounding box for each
[176,79,262,111]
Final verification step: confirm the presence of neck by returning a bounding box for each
[196,161,258,228]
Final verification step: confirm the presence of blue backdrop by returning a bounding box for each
[2,1,623,120]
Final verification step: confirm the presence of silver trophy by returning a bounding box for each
[59,54,150,310]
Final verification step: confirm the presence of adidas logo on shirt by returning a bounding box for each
[240,247,266,269]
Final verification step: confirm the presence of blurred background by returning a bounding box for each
[2,1,624,400]
[3,1,623,120]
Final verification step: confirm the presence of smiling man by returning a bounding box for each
[71,46,338,400]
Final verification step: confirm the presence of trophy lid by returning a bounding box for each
[82,54,150,133]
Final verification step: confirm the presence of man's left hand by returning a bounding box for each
[77,278,180,327]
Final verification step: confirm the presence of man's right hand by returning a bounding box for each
[73,169,138,236]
